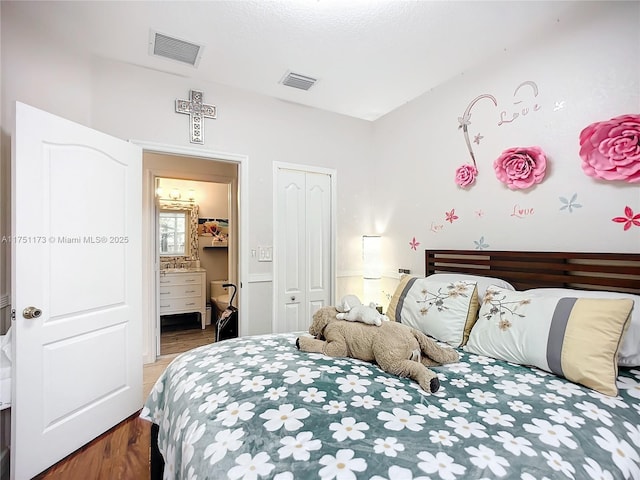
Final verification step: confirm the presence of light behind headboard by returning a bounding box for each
[425,250,640,295]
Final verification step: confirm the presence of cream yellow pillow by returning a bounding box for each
[387,276,479,347]
[525,288,640,367]
[465,286,634,396]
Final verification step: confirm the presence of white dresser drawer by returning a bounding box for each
[159,284,202,298]
[158,273,202,287]
[159,296,203,313]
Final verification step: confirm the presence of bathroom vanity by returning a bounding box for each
[159,269,207,329]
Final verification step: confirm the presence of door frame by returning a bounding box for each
[272,162,337,333]
[134,140,249,363]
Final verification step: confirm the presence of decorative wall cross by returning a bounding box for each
[175,89,217,144]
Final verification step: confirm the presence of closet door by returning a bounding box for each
[305,173,331,320]
[275,167,333,333]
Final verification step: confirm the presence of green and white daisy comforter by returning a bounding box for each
[141,332,640,480]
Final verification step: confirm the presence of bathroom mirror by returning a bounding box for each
[159,210,188,256]
[158,201,199,259]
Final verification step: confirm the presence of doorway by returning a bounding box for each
[155,176,232,355]
[138,143,248,364]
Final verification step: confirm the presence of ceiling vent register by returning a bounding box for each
[280,71,318,91]
[149,30,204,67]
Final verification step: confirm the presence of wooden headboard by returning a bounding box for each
[425,250,640,295]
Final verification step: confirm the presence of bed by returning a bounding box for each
[141,250,640,480]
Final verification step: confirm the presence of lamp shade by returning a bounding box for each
[362,235,382,306]
[362,235,382,279]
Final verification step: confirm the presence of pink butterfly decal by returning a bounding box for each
[445,209,459,224]
[409,237,420,251]
[612,206,640,231]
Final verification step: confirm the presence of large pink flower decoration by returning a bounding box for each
[579,114,640,183]
[493,146,547,190]
[454,164,478,188]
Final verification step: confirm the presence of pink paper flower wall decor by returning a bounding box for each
[579,114,640,183]
[454,164,478,188]
[493,146,547,190]
[612,206,640,231]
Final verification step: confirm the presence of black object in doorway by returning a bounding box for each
[160,312,201,331]
[216,283,238,341]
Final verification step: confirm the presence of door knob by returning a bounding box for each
[290,296,296,302]
[23,306,42,319]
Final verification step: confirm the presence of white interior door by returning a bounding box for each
[11,102,142,479]
[275,167,332,332]
[305,173,332,316]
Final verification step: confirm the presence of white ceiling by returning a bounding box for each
[7,1,586,121]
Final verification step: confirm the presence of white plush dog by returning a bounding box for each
[335,295,388,326]
[336,294,362,313]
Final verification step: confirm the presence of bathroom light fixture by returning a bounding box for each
[155,179,195,204]
[362,235,382,306]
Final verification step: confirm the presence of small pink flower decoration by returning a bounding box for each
[493,146,547,190]
[454,164,478,188]
[579,114,640,182]
[445,209,459,223]
[612,206,640,231]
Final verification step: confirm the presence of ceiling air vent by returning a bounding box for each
[149,30,204,67]
[280,71,318,91]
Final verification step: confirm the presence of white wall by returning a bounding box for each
[372,2,640,287]
[1,5,375,339]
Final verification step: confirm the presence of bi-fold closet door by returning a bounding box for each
[275,167,333,333]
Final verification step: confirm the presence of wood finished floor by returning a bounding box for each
[33,412,150,480]
[160,315,216,356]
[35,322,217,479]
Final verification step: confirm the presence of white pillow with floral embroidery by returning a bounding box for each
[387,277,479,347]
[465,285,634,396]
[425,273,515,301]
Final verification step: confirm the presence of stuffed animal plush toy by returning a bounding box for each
[297,306,459,393]
[335,294,362,313]
[337,302,388,326]
[335,295,387,326]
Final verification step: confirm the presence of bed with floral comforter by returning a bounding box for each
[141,332,640,480]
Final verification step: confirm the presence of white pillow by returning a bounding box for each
[386,277,479,347]
[427,273,515,301]
[525,288,640,367]
[466,286,634,396]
